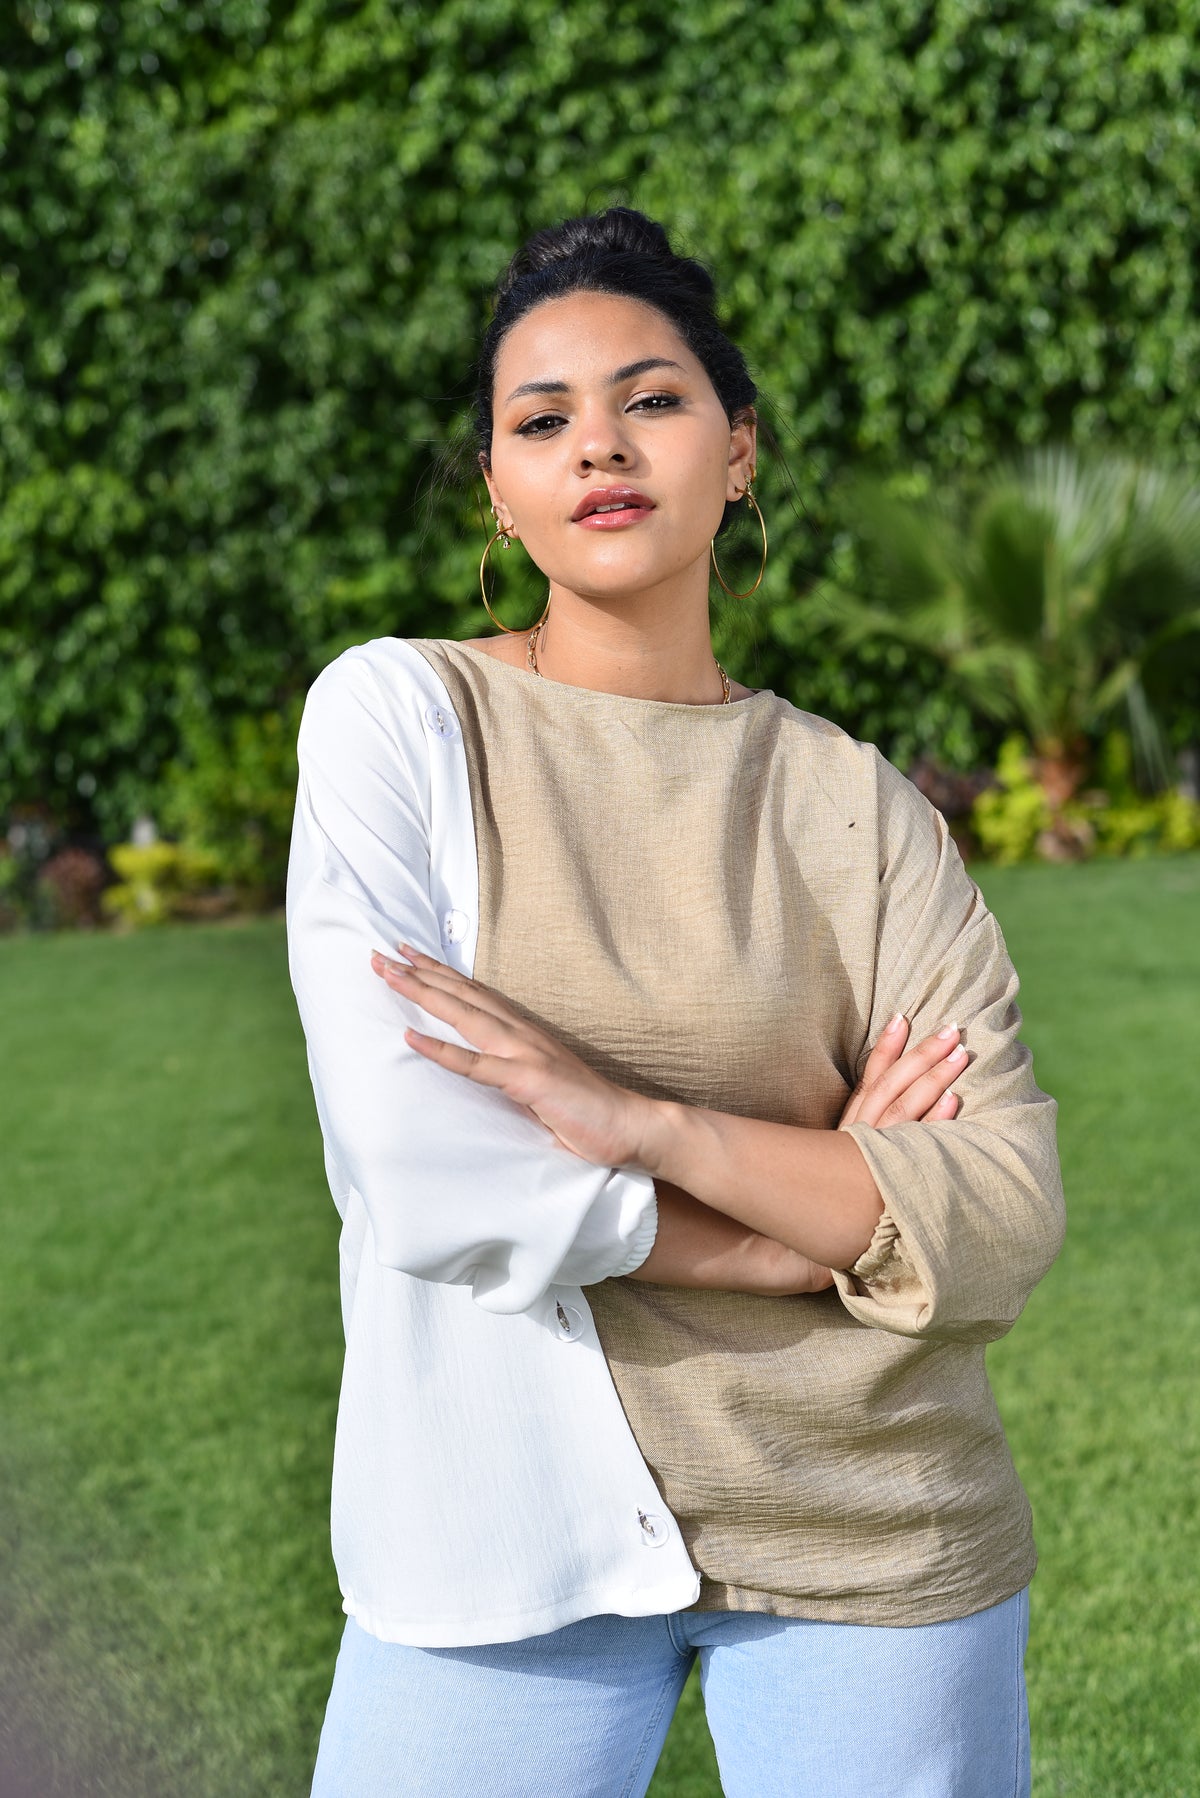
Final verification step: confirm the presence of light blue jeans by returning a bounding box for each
[311,1588,1030,1797]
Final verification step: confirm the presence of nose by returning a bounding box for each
[571,403,634,474]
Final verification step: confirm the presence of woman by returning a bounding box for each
[286,208,1065,1797]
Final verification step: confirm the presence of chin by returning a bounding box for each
[557,552,694,602]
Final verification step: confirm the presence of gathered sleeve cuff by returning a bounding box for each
[845,1208,922,1300]
[285,645,659,1316]
[831,748,1066,1344]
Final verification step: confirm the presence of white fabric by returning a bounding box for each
[285,637,701,1645]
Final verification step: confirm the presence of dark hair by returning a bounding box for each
[474,208,757,535]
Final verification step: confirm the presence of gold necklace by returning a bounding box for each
[525,619,731,704]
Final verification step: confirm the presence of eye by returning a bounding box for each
[515,411,567,438]
[628,392,682,414]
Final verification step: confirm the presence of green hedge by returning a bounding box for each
[3,0,1199,841]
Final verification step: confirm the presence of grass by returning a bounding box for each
[976,858,1200,1798]
[0,920,343,1796]
[0,856,1197,1795]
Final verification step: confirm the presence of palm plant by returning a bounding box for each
[808,447,1200,804]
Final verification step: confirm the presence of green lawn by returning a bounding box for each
[1,857,1197,1796]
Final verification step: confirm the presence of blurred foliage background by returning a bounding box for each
[3,0,1200,895]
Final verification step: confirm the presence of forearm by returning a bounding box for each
[636,1105,885,1271]
[623,1180,804,1292]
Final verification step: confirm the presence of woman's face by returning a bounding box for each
[483,291,755,604]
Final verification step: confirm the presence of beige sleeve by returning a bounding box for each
[833,747,1066,1343]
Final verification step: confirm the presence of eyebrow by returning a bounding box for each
[503,357,685,406]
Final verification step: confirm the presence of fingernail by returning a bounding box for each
[887,1013,906,1032]
[937,1023,960,1039]
[947,1044,967,1063]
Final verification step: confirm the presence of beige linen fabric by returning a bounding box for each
[410,638,1065,1625]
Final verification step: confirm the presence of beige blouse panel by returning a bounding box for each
[408,637,1061,1625]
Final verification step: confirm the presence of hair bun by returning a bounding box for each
[497,207,716,311]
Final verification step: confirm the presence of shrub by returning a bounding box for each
[806,449,1200,800]
[1082,788,1200,859]
[970,731,1200,863]
[5,0,1200,842]
[35,846,107,929]
[158,699,304,903]
[100,842,228,930]
[0,806,69,930]
[0,847,23,932]
[971,737,1053,865]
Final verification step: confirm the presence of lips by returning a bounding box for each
[571,487,656,527]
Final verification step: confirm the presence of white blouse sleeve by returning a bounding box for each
[285,643,659,1316]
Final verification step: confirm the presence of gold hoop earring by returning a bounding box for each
[479,529,551,633]
[710,475,768,600]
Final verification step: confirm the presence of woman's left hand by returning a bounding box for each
[370,945,653,1167]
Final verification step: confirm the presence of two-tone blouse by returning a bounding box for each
[284,635,1065,1647]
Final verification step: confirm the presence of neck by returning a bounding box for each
[533,571,726,705]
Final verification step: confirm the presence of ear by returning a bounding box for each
[726,407,758,502]
[480,459,517,539]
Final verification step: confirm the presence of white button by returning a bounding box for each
[637,1507,670,1547]
[441,908,470,945]
[424,702,460,741]
[553,1299,585,1343]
